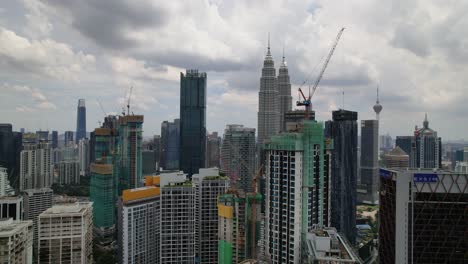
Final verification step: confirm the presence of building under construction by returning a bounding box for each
[218,189,263,264]
[379,169,467,263]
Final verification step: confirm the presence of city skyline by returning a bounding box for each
[1,1,468,140]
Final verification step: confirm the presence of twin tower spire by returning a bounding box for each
[257,35,292,144]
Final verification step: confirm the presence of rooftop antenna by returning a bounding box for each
[342,87,345,109]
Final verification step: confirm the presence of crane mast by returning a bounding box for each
[296,27,345,116]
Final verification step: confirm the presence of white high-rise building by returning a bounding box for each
[0,219,33,264]
[193,168,229,264]
[57,160,80,185]
[38,202,93,264]
[78,138,90,176]
[277,52,292,132]
[118,186,160,264]
[257,38,279,144]
[19,142,53,191]
[0,166,14,196]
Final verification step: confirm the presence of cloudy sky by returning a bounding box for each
[1,0,467,140]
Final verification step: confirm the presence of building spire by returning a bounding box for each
[376,85,380,103]
[282,46,285,63]
[267,32,271,55]
[423,113,428,128]
[373,85,382,120]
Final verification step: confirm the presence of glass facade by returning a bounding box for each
[76,99,86,143]
[180,70,206,176]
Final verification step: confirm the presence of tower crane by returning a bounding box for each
[297,27,345,119]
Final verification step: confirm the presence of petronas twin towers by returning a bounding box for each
[257,41,292,144]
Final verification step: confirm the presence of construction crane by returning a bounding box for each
[296,27,345,118]
[127,86,133,116]
[97,99,107,116]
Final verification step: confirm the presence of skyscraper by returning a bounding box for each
[78,138,90,176]
[206,132,221,168]
[76,99,86,143]
[160,119,180,170]
[0,124,22,188]
[379,169,467,263]
[220,125,256,192]
[51,131,58,149]
[264,120,331,264]
[117,115,144,192]
[325,109,358,244]
[180,69,207,176]
[35,131,49,142]
[19,142,53,191]
[257,39,279,144]
[277,51,292,132]
[193,168,229,264]
[38,202,93,263]
[395,114,442,169]
[118,186,160,264]
[358,120,379,205]
[64,131,74,146]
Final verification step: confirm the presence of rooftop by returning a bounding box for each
[40,202,92,216]
[0,219,32,236]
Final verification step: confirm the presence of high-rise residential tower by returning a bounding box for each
[221,125,256,192]
[379,169,467,263]
[325,109,358,245]
[193,168,229,264]
[257,38,279,144]
[180,70,207,176]
[0,219,33,264]
[76,99,86,143]
[358,120,379,205]
[264,120,332,264]
[277,51,292,132]
[19,142,53,191]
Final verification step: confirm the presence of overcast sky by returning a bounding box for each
[1,0,467,140]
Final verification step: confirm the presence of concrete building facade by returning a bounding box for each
[358,120,379,205]
[20,142,53,191]
[38,202,93,264]
[0,219,33,264]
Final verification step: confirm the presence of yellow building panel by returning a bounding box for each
[218,203,233,219]
[145,176,160,186]
[122,186,160,202]
[94,128,115,136]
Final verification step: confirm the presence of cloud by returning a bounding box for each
[0,27,95,81]
[1,82,57,111]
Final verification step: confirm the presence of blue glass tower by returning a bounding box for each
[76,99,86,143]
[180,70,206,176]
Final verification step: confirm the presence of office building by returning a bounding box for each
[160,119,180,170]
[180,69,207,176]
[76,99,86,143]
[358,120,379,205]
[454,161,468,173]
[379,169,467,263]
[304,226,361,264]
[0,196,23,220]
[395,115,441,169]
[22,188,53,258]
[118,186,160,264]
[142,150,156,175]
[382,146,409,168]
[51,131,58,149]
[117,115,144,192]
[218,190,263,264]
[221,125,256,191]
[325,109,358,244]
[206,132,221,168]
[35,131,49,142]
[0,124,22,190]
[257,40,279,144]
[19,142,53,191]
[64,131,74,146]
[0,166,14,196]
[264,120,332,264]
[160,180,195,263]
[193,168,229,264]
[38,202,93,263]
[379,134,393,151]
[0,219,33,264]
[57,160,80,185]
[90,128,117,236]
[278,52,292,132]
[78,138,90,176]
